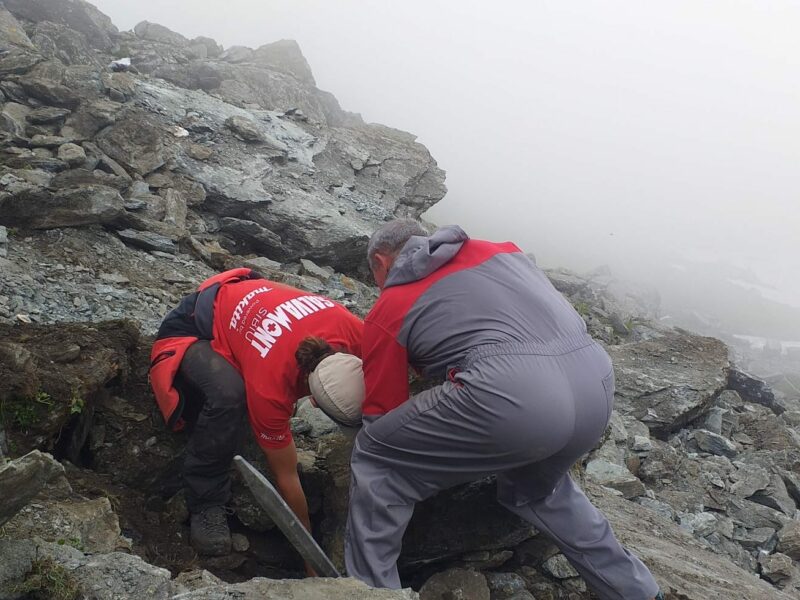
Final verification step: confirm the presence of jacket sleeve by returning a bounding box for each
[246,380,294,450]
[362,319,409,416]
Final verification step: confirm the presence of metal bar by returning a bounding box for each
[233,455,341,577]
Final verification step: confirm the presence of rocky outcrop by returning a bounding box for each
[0,0,445,277]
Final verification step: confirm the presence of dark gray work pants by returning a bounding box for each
[344,338,659,600]
[176,341,247,513]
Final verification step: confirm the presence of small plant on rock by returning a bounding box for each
[12,555,80,600]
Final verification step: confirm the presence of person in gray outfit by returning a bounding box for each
[345,220,663,600]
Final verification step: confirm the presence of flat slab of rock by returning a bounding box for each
[608,331,729,436]
[173,577,418,599]
[0,450,65,526]
[117,229,177,254]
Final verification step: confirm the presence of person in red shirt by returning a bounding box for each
[150,268,362,557]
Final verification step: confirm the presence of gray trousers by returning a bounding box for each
[344,339,659,600]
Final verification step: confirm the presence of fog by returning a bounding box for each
[94,1,800,340]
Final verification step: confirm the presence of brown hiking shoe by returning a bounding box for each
[190,506,231,556]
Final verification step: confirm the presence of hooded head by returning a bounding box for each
[367,220,469,289]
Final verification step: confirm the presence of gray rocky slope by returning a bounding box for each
[1,2,800,599]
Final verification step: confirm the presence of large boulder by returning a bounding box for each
[608,331,730,436]
[0,184,125,229]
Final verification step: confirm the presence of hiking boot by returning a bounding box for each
[190,506,231,556]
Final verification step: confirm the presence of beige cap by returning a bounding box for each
[308,353,364,427]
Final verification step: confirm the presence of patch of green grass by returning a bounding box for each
[573,301,591,317]
[57,537,84,552]
[13,556,80,600]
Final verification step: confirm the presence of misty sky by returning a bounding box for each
[93,0,800,307]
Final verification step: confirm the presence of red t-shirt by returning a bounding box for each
[209,279,363,449]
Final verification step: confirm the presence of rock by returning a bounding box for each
[759,552,796,586]
[117,229,177,254]
[225,114,267,142]
[72,551,173,599]
[62,98,121,139]
[50,167,127,191]
[733,526,777,550]
[178,577,418,599]
[173,569,224,593]
[95,115,168,176]
[29,21,100,67]
[749,474,797,517]
[729,369,785,415]
[0,226,7,258]
[3,0,118,51]
[30,134,71,148]
[243,256,284,275]
[221,45,254,63]
[0,184,124,229]
[0,450,65,526]
[251,39,316,85]
[458,549,513,570]
[590,483,796,599]
[636,496,676,521]
[420,568,490,600]
[0,6,36,49]
[4,496,123,553]
[102,71,137,102]
[187,144,213,161]
[777,521,800,560]
[608,331,729,436]
[541,553,580,579]
[693,429,738,458]
[220,217,283,256]
[231,533,250,553]
[585,458,645,498]
[161,188,188,229]
[19,77,81,109]
[191,36,223,57]
[26,106,72,125]
[679,511,718,537]
[483,572,530,600]
[134,20,188,46]
[57,142,86,167]
[300,258,335,281]
[294,397,338,437]
[632,435,653,452]
[730,462,771,497]
[1,101,30,136]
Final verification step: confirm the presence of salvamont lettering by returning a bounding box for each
[229,286,272,330]
[246,295,336,358]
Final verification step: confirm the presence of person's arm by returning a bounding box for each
[262,440,311,532]
[262,439,317,576]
